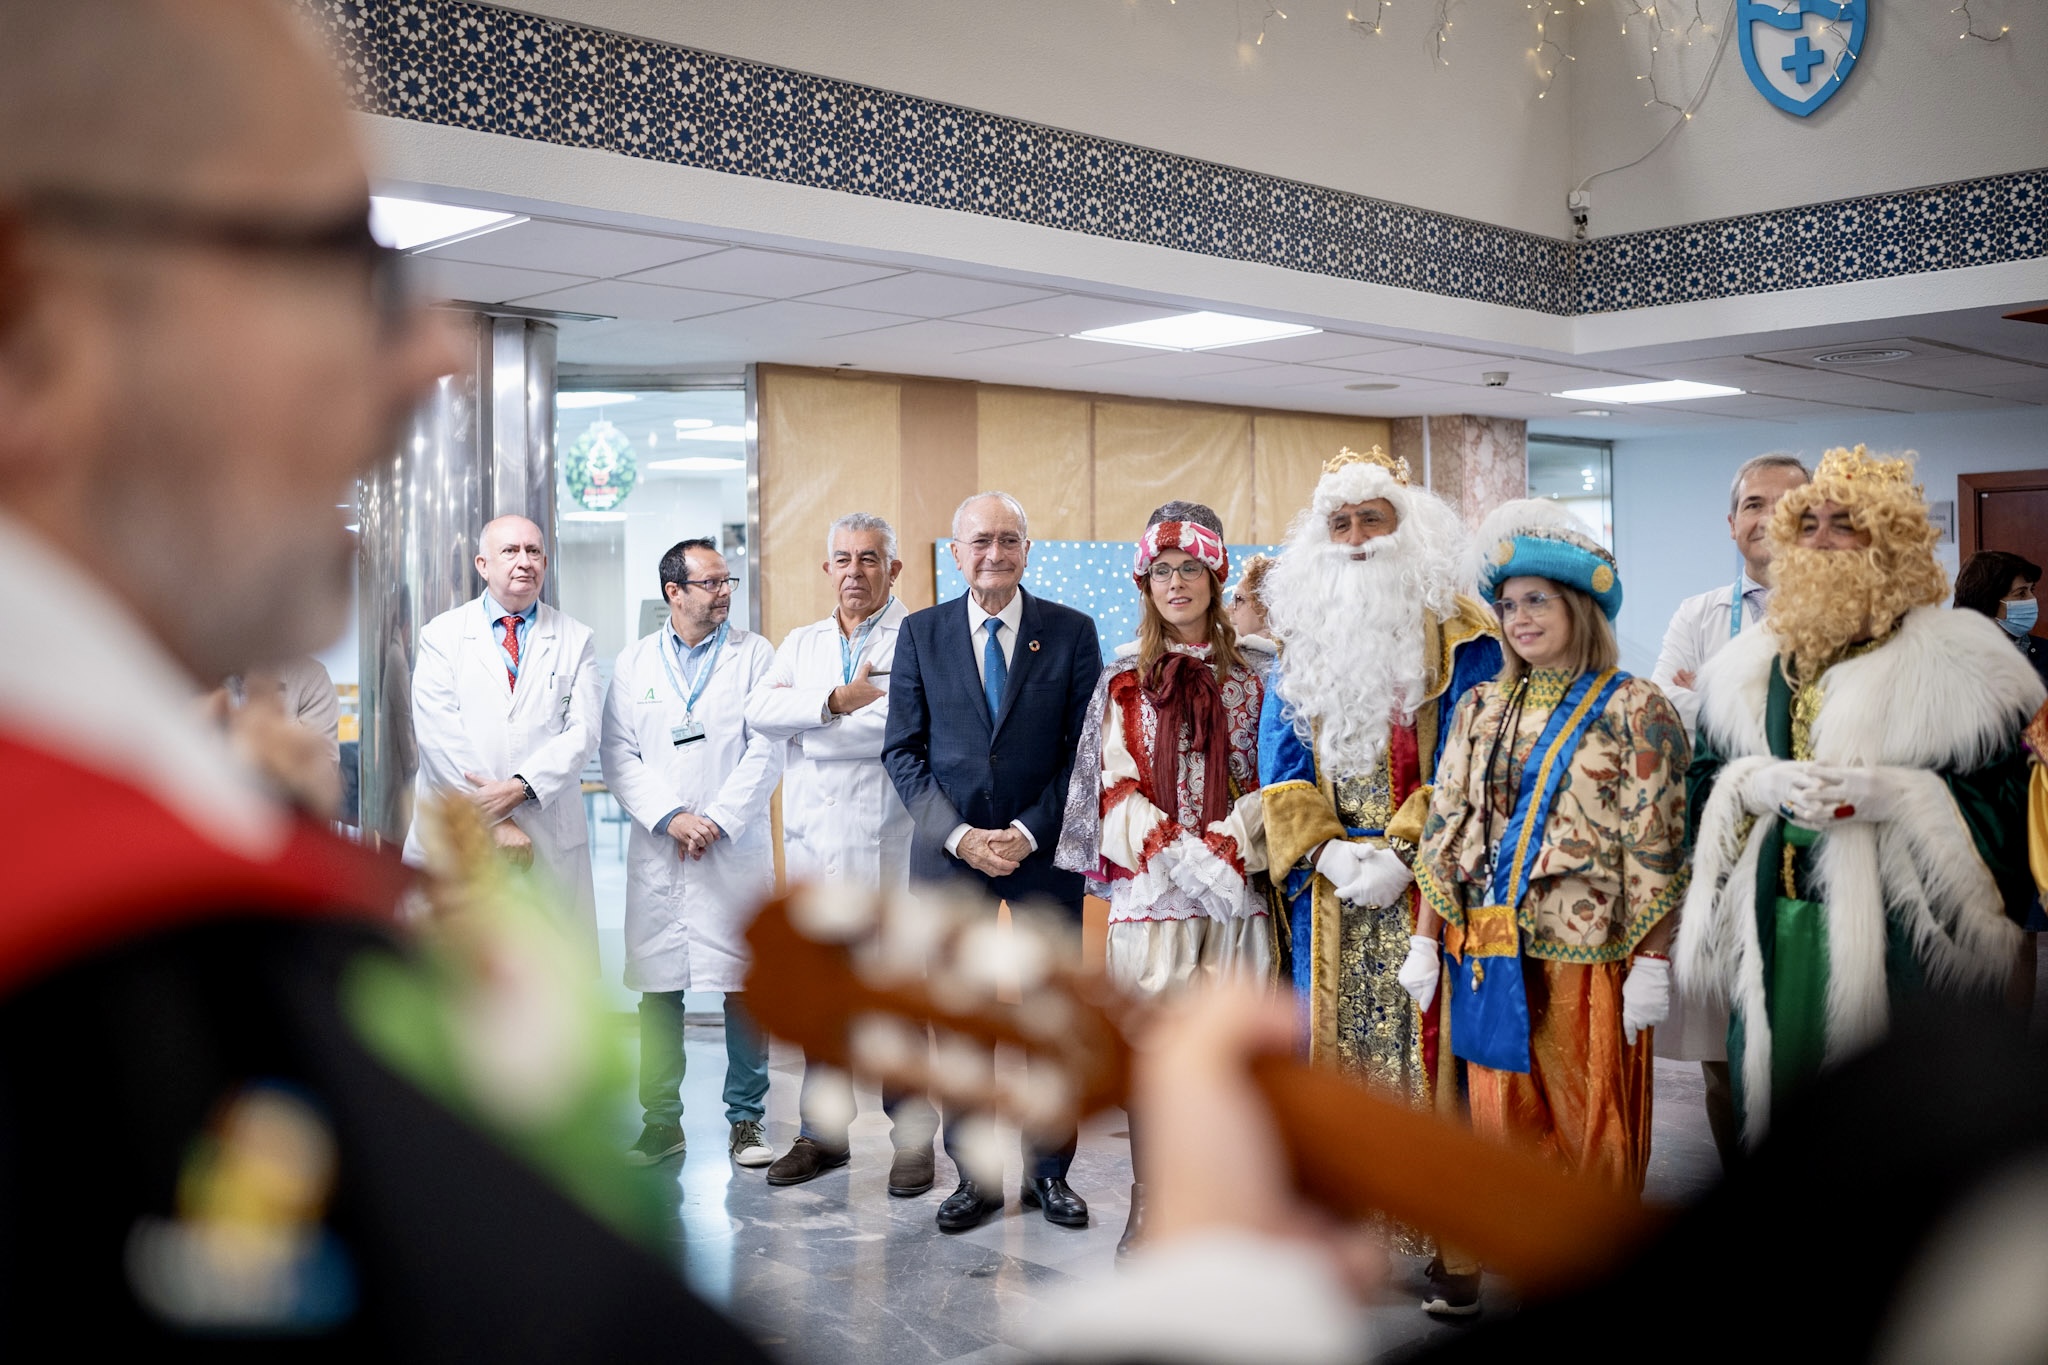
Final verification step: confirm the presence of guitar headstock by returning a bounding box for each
[743,883,1132,1142]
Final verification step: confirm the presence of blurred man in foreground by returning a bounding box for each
[0,2,764,1353]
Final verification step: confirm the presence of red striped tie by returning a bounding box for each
[499,615,521,692]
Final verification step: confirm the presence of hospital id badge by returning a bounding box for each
[670,720,706,747]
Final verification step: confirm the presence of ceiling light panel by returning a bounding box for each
[1551,379,1746,404]
[369,196,521,252]
[1070,311,1320,352]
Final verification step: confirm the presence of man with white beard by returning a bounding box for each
[1256,447,1499,1308]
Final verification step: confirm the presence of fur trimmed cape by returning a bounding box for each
[1676,605,2045,1144]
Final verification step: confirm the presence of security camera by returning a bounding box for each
[1482,371,1509,387]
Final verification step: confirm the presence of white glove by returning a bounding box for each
[1739,761,1829,830]
[1800,765,1907,824]
[1397,934,1441,1009]
[1620,957,1671,1045]
[1315,840,1414,908]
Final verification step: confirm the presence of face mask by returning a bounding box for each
[2002,598,2039,637]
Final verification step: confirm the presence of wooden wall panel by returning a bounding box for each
[976,387,1094,540]
[898,379,979,609]
[758,369,900,645]
[1091,401,1253,543]
[1251,413,1393,542]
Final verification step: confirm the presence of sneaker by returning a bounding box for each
[625,1121,686,1167]
[729,1119,773,1167]
[1421,1257,1482,1317]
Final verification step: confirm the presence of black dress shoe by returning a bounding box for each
[1020,1176,1089,1228]
[934,1179,1002,1233]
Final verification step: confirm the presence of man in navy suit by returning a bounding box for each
[883,490,1102,1234]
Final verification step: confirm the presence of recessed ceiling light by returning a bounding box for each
[1069,311,1320,351]
[1552,380,1743,404]
[648,456,745,473]
[369,196,522,252]
[673,424,749,442]
[1571,409,1612,417]
[1810,348,1913,365]
[1344,381,1401,392]
[558,391,639,409]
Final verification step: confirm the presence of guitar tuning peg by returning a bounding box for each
[1001,1066,1076,1136]
[928,1027,992,1103]
[1014,992,1076,1042]
[849,1013,927,1084]
[862,889,952,982]
[789,882,880,943]
[953,919,1054,996]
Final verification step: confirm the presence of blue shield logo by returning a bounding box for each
[1738,0,1866,118]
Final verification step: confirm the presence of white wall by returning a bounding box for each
[1570,1,2048,236]
[1605,406,2048,675]
[509,0,1578,236]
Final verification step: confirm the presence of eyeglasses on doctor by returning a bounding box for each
[682,576,741,594]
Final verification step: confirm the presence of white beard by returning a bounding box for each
[1266,535,1430,781]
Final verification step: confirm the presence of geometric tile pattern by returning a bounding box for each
[304,0,2046,319]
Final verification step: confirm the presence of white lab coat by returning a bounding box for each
[600,623,781,993]
[1650,579,1756,737]
[404,596,602,947]
[745,600,913,892]
[1649,579,1755,1064]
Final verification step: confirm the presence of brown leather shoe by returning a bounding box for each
[887,1144,936,1197]
[763,1135,849,1187]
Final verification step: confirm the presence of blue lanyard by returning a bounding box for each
[1728,577,1747,641]
[839,600,893,683]
[660,622,728,717]
[1487,669,1630,912]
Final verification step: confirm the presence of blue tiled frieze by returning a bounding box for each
[305,0,2044,319]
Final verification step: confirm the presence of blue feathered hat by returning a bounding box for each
[1472,498,1624,620]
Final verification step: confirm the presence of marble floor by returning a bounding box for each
[628,1022,1726,1365]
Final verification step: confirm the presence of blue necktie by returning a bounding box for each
[982,617,1007,721]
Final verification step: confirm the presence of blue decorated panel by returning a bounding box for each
[934,540,1283,663]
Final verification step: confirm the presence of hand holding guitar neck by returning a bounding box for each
[743,883,1662,1298]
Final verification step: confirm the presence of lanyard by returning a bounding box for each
[660,621,728,718]
[839,600,893,683]
[1487,668,1630,912]
[1728,577,1748,641]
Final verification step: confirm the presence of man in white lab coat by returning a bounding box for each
[1648,451,1807,1166]
[746,513,939,1195]
[601,538,782,1169]
[405,515,604,960]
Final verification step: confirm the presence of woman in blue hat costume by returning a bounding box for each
[1408,500,1690,1197]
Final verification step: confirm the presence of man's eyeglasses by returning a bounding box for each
[1493,591,1562,620]
[965,534,1025,553]
[1146,562,1210,585]
[15,188,411,334]
[683,576,741,595]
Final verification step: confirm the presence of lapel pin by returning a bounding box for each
[1028,639,1041,652]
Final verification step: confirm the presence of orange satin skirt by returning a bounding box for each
[1466,959,1653,1194]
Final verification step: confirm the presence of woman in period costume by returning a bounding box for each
[1057,500,1272,1256]
[1408,500,1690,1200]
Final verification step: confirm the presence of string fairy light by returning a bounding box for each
[1432,0,1456,65]
[1953,0,2010,40]
[1346,1,1392,38]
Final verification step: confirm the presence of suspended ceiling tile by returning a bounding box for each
[418,218,722,277]
[510,279,766,322]
[1078,350,1281,379]
[411,258,595,305]
[1750,338,2048,389]
[1201,331,1411,363]
[1296,344,1510,376]
[962,334,1166,366]
[1204,363,1389,390]
[797,272,1058,318]
[623,247,904,297]
[840,318,1051,354]
[680,299,922,343]
[1969,377,2048,404]
[947,294,1186,335]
